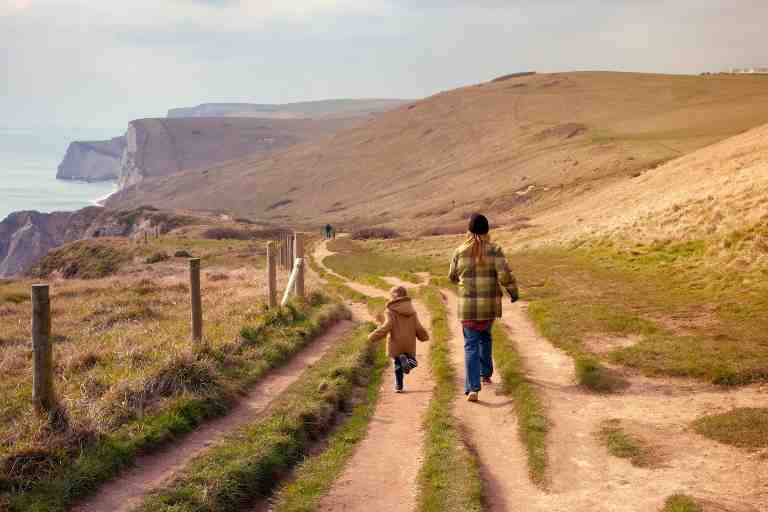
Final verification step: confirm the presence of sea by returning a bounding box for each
[0,125,118,221]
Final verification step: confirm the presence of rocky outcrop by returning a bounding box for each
[116,117,358,189]
[0,208,105,277]
[56,136,126,181]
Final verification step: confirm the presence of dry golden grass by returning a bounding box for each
[0,233,284,464]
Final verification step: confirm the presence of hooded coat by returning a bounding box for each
[368,296,429,357]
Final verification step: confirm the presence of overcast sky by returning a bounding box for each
[2,0,767,132]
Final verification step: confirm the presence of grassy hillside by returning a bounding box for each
[108,72,768,232]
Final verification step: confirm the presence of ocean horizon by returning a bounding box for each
[0,125,119,221]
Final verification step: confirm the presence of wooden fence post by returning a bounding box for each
[189,258,203,342]
[32,284,55,413]
[280,233,286,269]
[294,233,305,299]
[289,234,295,271]
[266,242,277,308]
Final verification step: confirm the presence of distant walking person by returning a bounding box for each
[369,286,430,393]
[449,213,518,402]
[324,224,333,240]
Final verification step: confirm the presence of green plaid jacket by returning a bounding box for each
[448,242,519,321]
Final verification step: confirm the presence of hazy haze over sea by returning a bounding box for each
[0,125,118,221]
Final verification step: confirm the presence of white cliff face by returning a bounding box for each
[56,136,126,181]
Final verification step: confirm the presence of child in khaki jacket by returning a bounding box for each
[368,286,430,393]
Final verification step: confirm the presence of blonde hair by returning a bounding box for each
[459,232,491,264]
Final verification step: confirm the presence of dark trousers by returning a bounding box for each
[393,357,405,390]
[463,326,493,394]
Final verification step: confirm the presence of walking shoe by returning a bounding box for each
[467,391,479,402]
[481,376,492,385]
[395,386,405,393]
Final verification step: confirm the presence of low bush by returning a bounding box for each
[351,227,400,240]
[202,227,253,240]
[145,252,170,264]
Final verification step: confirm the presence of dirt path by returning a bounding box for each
[442,290,541,511]
[73,319,356,512]
[313,242,434,512]
[501,303,767,511]
[441,288,767,511]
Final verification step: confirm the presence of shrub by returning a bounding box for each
[419,224,466,237]
[202,227,253,240]
[174,250,192,258]
[145,252,170,264]
[351,227,400,240]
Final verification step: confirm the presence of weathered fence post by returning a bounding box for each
[294,232,305,299]
[31,284,55,413]
[189,258,203,342]
[266,242,277,308]
[288,234,295,271]
[280,233,286,269]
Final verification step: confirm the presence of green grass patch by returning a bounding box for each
[492,322,549,487]
[662,494,702,512]
[693,407,768,450]
[598,419,656,467]
[508,243,768,386]
[269,340,389,511]
[325,239,433,284]
[307,251,386,318]
[417,286,484,512]
[133,324,378,512]
[527,301,627,392]
[3,298,349,512]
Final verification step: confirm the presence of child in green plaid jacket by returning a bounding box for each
[449,213,518,402]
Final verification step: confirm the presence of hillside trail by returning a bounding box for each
[311,241,434,512]
[442,288,767,511]
[73,314,357,512]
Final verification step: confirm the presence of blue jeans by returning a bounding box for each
[463,326,493,394]
[393,357,404,390]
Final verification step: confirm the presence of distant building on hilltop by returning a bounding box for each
[727,67,768,74]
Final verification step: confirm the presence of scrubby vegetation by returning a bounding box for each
[29,240,130,279]
[0,230,345,511]
[693,408,768,450]
[662,494,702,512]
[598,419,657,467]
[351,227,400,240]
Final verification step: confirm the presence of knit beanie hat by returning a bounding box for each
[468,213,489,235]
[390,286,408,298]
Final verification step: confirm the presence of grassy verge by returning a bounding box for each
[492,322,549,487]
[268,343,389,511]
[134,324,378,512]
[662,494,702,512]
[693,407,768,450]
[598,419,656,467]
[417,286,484,512]
[527,301,627,392]
[325,239,435,284]
[3,297,349,512]
[307,251,386,317]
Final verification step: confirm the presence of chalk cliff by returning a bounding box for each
[116,117,357,189]
[56,136,125,181]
